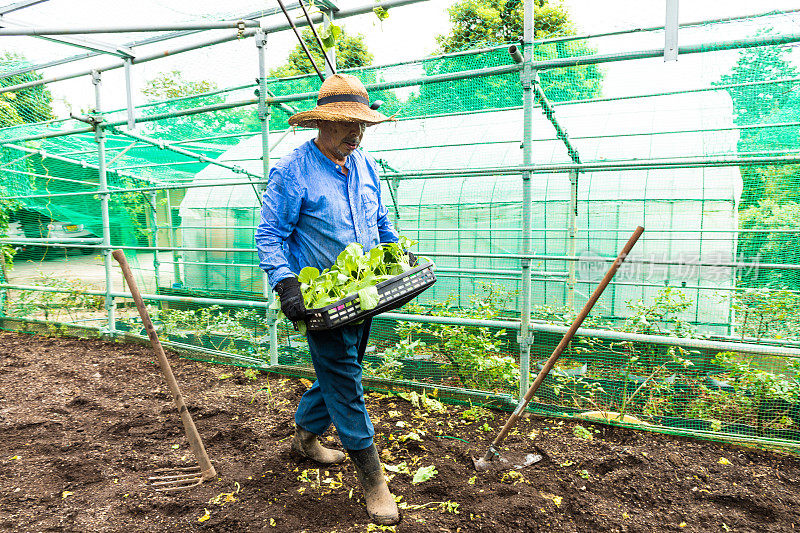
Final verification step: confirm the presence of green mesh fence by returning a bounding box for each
[0,3,799,451]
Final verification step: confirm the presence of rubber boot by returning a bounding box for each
[348,444,400,526]
[291,425,346,465]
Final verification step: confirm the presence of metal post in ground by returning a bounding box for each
[518,0,534,398]
[92,70,116,333]
[256,29,279,366]
[151,191,161,292]
[567,170,578,310]
[164,192,182,287]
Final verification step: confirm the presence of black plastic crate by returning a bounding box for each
[306,261,436,331]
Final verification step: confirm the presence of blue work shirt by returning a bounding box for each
[256,138,398,289]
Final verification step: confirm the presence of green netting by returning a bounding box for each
[0,3,799,451]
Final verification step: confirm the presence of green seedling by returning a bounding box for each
[573,424,593,440]
[412,465,437,484]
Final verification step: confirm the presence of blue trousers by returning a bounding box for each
[295,318,374,451]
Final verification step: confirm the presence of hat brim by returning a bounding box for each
[287,102,396,129]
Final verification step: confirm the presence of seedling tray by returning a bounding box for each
[306,261,436,331]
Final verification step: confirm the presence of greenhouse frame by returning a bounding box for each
[1,0,800,452]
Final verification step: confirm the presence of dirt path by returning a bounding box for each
[1,330,799,532]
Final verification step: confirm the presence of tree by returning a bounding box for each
[737,199,800,290]
[398,0,601,118]
[270,27,373,78]
[140,70,258,141]
[0,51,54,128]
[713,38,800,209]
[713,38,799,126]
[435,0,572,53]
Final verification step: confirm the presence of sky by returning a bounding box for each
[1,0,800,117]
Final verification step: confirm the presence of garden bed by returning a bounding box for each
[1,331,800,532]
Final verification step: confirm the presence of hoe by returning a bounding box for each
[473,226,644,471]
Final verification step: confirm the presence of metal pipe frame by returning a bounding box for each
[111,127,263,181]
[368,154,800,180]
[0,15,135,57]
[407,226,800,235]
[529,7,800,48]
[531,74,581,164]
[1,5,799,412]
[3,237,795,275]
[0,0,429,95]
[255,28,279,366]
[4,278,795,359]
[90,70,115,334]
[0,283,269,309]
[0,0,50,15]
[517,0,534,398]
[4,178,269,200]
[0,4,305,79]
[378,313,800,359]
[0,20,261,36]
[531,32,800,72]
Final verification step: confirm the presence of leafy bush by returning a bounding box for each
[385,283,520,393]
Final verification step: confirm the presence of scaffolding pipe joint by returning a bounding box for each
[517,334,536,349]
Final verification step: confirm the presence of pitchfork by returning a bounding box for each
[113,250,216,492]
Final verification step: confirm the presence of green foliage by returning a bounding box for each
[270,27,373,77]
[139,70,258,140]
[365,338,423,379]
[737,200,800,290]
[709,352,800,431]
[435,0,572,53]
[713,36,800,208]
[399,0,601,119]
[157,305,267,359]
[548,289,701,421]
[621,287,695,338]
[293,236,417,311]
[0,51,54,128]
[572,424,592,440]
[141,70,217,101]
[6,273,104,321]
[713,37,799,126]
[389,283,520,393]
[731,287,800,341]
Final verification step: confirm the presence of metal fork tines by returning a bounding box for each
[148,466,204,492]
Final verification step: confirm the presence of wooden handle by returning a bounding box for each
[112,249,216,480]
[482,226,645,460]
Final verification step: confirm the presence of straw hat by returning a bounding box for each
[288,74,394,128]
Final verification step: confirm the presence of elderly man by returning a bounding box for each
[255,74,401,526]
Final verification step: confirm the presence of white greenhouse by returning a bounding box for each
[178,91,741,334]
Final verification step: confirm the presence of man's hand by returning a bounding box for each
[274,276,306,322]
[406,250,418,267]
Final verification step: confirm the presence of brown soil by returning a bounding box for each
[1,331,799,532]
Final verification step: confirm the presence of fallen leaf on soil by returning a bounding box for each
[718,457,731,465]
[198,508,211,523]
[540,492,562,507]
[412,465,437,484]
[385,462,411,475]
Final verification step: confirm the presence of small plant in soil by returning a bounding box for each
[383,283,520,393]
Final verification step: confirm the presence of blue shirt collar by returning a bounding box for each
[307,138,353,173]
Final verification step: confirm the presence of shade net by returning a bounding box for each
[0,3,798,451]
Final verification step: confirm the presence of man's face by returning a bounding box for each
[316,120,367,163]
